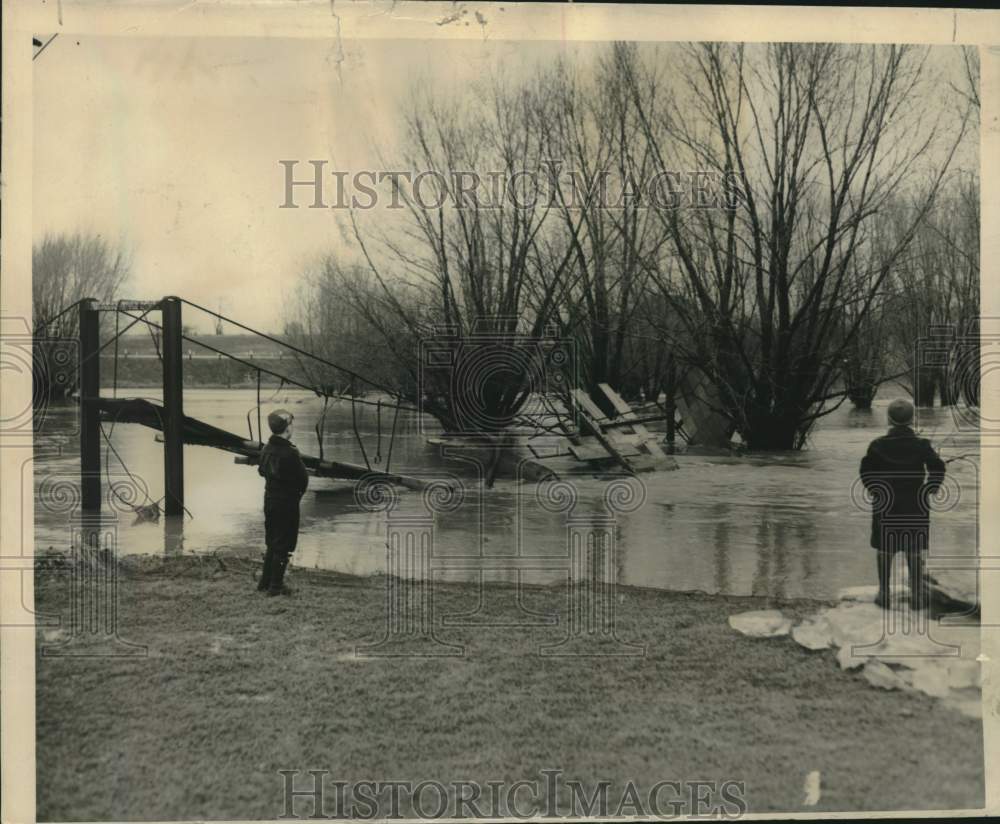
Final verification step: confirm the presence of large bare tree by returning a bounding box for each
[343,75,580,433]
[618,41,970,448]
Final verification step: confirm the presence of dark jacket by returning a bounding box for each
[859,425,945,550]
[258,434,309,502]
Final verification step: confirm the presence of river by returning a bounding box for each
[32,388,979,600]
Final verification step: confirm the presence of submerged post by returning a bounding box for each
[664,355,677,450]
[79,299,101,511]
[161,297,185,516]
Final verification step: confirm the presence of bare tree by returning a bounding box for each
[884,173,980,406]
[537,52,667,411]
[344,75,578,433]
[618,42,970,449]
[32,233,130,402]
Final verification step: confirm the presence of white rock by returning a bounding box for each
[802,771,821,807]
[910,662,952,698]
[728,609,792,638]
[866,632,959,663]
[862,660,908,690]
[823,603,887,648]
[837,645,864,670]
[947,659,981,690]
[792,617,832,651]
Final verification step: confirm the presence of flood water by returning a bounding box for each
[32,388,979,600]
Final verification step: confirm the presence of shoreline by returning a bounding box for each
[34,555,985,819]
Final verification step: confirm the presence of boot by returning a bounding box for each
[267,555,292,596]
[257,551,274,592]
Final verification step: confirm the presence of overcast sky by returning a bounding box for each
[33,35,975,334]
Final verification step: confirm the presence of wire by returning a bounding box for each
[178,296,400,398]
[385,402,400,473]
[115,308,420,414]
[32,298,85,335]
[256,369,262,445]
[350,383,371,470]
[315,393,330,462]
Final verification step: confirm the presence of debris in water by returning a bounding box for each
[728,609,792,638]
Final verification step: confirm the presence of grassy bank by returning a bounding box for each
[35,556,984,819]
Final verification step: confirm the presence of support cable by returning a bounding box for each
[385,402,400,473]
[350,382,371,470]
[178,297,399,398]
[256,369,263,445]
[115,309,419,414]
[315,393,331,462]
[32,298,86,336]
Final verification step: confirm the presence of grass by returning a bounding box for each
[35,555,984,820]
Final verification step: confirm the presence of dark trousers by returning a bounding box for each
[258,498,300,593]
[877,546,928,609]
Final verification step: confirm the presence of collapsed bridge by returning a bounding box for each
[47,295,430,517]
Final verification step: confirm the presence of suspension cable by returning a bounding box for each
[115,308,419,414]
[178,296,398,398]
[385,402,400,473]
[315,393,330,462]
[350,382,371,470]
[256,368,262,445]
[59,302,161,387]
[32,298,86,336]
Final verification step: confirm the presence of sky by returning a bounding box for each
[33,35,976,334]
[33,35,591,333]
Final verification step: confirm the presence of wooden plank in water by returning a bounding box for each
[569,389,635,474]
[569,438,617,463]
[597,383,669,459]
[571,389,611,424]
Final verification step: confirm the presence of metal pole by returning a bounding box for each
[79,299,101,511]
[161,297,185,516]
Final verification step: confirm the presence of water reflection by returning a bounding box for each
[32,390,979,600]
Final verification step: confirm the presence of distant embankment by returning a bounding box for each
[100,333,304,388]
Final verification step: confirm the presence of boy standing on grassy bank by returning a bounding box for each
[256,409,309,596]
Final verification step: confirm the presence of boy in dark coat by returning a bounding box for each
[859,398,945,610]
[256,409,309,596]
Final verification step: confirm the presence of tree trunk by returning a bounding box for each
[744,407,799,451]
[913,366,938,408]
[849,382,876,409]
[938,369,954,407]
